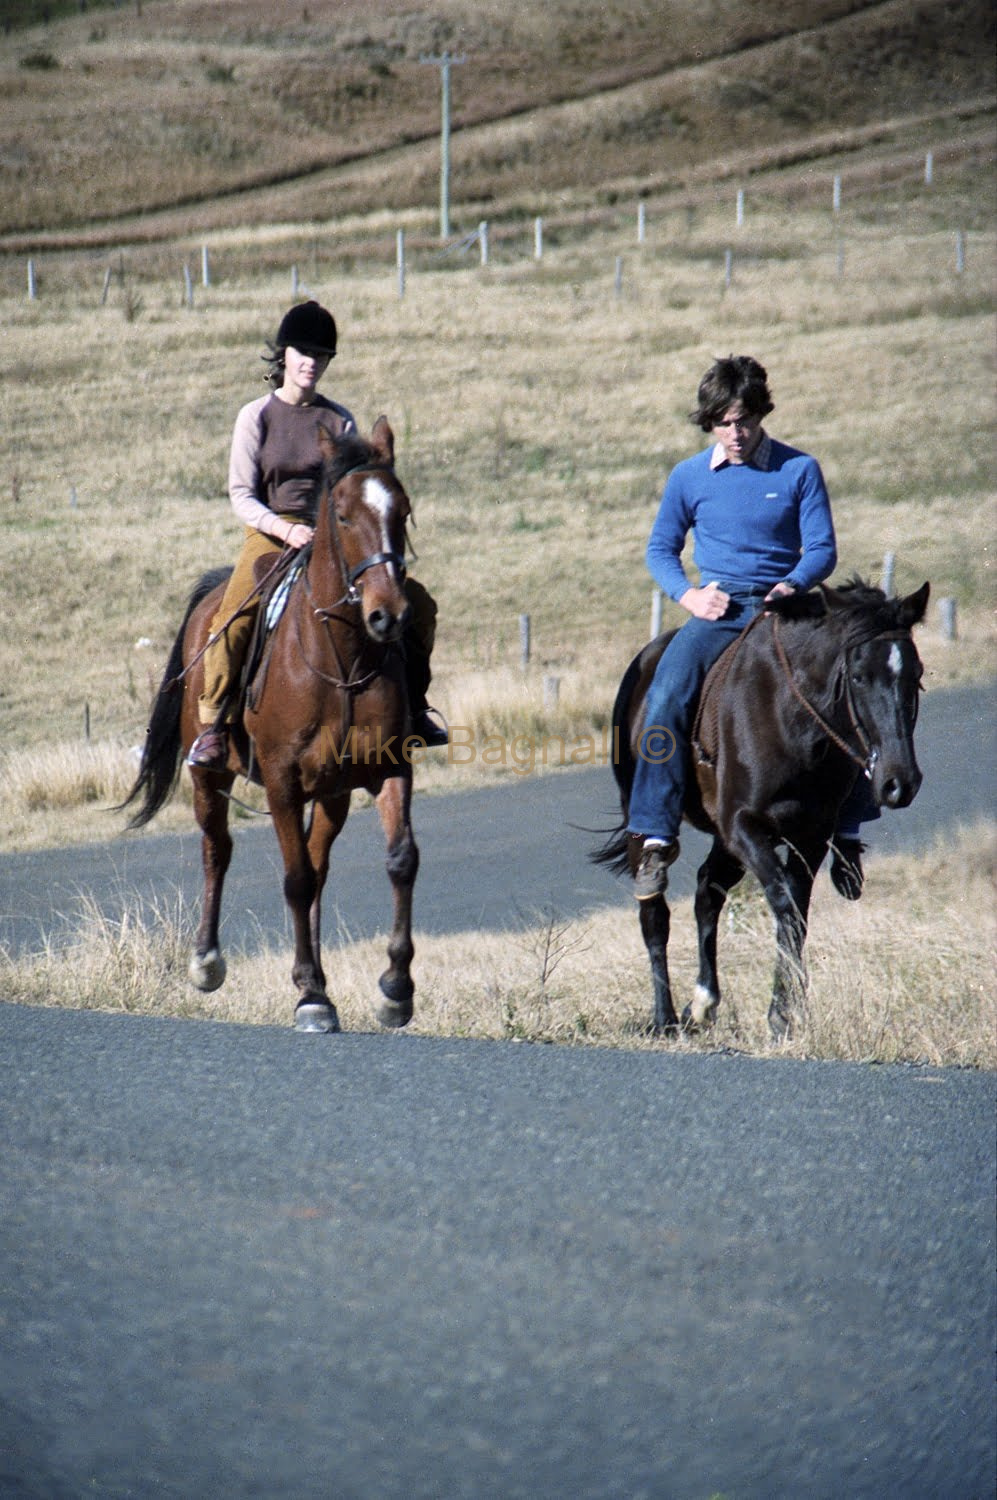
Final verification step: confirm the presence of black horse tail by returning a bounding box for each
[589,645,645,876]
[119,568,231,830]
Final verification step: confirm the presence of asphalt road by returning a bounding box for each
[2,681,994,1499]
[1,1002,994,1500]
[1,680,994,961]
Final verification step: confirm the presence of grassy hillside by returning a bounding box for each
[0,0,992,240]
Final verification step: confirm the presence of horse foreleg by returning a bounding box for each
[305,794,351,995]
[189,772,234,992]
[727,812,817,1039]
[373,773,419,1029]
[269,793,339,1033]
[687,838,745,1030]
[767,836,822,1039]
[638,896,679,1036]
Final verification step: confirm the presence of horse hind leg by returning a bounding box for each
[686,838,745,1031]
[189,772,234,993]
[639,897,679,1036]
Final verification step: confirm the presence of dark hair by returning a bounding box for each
[690,355,774,431]
[261,300,337,388]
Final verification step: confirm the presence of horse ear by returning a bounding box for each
[371,415,395,466]
[316,423,339,462]
[818,582,849,612]
[896,580,930,629]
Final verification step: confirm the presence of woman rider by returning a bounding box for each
[187,300,446,768]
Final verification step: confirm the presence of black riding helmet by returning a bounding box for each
[275,300,337,357]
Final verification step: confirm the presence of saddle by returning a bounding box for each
[241,549,306,714]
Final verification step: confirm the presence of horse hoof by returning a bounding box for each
[376,973,414,1029]
[189,948,226,992]
[767,1006,794,1041]
[294,1000,341,1034]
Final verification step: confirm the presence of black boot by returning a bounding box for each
[830,837,865,900]
[405,636,448,748]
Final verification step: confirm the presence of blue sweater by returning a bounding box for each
[646,437,837,602]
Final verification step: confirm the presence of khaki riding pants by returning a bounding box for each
[198,522,437,725]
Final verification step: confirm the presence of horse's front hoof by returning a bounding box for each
[683,985,719,1033]
[189,948,226,992]
[294,999,341,1034]
[376,972,414,1029]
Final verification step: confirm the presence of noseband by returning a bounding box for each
[313,461,408,615]
[772,616,914,777]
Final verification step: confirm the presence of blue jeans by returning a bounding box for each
[627,589,764,840]
[626,587,881,841]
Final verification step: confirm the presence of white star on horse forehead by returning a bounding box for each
[362,474,396,552]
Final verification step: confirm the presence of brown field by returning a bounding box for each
[3,824,994,1069]
[0,0,993,1061]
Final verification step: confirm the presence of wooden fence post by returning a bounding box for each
[519,613,531,668]
[397,228,406,299]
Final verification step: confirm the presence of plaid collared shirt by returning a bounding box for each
[709,431,772,471]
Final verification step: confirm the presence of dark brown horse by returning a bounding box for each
[594,580,930,1038]
[122,417,421,1034]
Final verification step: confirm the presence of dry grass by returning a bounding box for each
[4,825,994,1069]
[0,1,991,238]
[1,197,993,821]
[0,0,993,857]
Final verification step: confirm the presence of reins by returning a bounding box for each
[771,614,910,775]
[166,550,293,690]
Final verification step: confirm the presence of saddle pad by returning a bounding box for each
[264,560,303,630]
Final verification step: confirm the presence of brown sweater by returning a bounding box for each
[227,391,356,537]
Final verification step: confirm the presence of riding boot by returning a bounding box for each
[403,577,447,747]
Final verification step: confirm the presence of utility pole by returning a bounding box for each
[419,51,466,240]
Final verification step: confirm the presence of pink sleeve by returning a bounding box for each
[227,397,284,538]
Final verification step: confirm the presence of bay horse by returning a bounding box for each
[121,417,420,1034]
[594,580,929,1038]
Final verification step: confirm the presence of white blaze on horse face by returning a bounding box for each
[887,642,904,677]
[362,476,400,577]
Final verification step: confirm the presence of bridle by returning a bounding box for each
[771,614,916,777]
[298,459,410,693]
[308,461,408,617]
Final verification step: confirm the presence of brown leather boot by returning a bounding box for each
[633,838,680,900]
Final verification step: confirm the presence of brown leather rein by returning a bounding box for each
[771,614,913,776]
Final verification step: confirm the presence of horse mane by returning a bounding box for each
[323,430,392,490]
[765,576,914,645]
